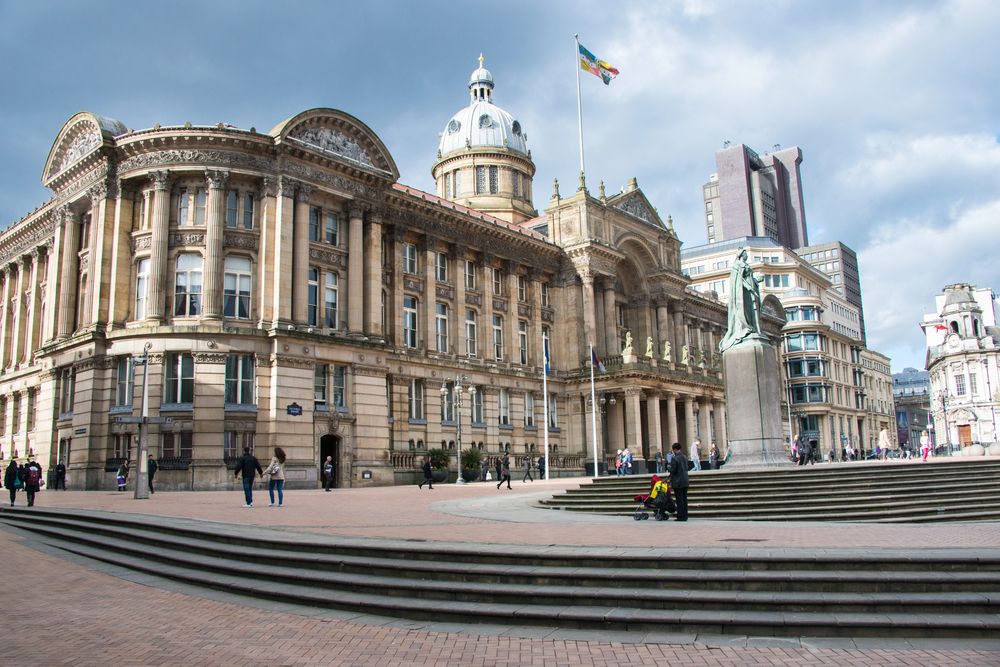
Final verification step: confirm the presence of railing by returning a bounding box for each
[158,457,191,471]
[391,451,420,470]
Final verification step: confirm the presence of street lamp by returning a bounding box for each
[441,375,476,484]
[599,393,616,473]
[134,342,152,500]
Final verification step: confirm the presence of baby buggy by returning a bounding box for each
[632,475,676,521]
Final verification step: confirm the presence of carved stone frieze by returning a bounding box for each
[118,150,273,180]
[193,352,228,364]
[517,303,530,317]
[224,232,259,251]
[271,354,314,368]
[353,364,387,377]
[132,234,152,253]
[403,277,424,294]
[288,126,377,170]
[541,309,554,323]
[261,175,276,198]
[169,232,205,248]
[492,298,507,313]
[465,293,482,306]
[308,247,344,266]
[435,285,454,300]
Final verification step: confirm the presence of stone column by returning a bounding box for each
[0,267,10,368]
[390,227,405,348]
[603,282,617,357]
[665,392,678,448]
[423,238,436,351]
[23,248,42,365]
[480,255,494,359]
[56,208,81,338]
[42,220,63,344]
[84,184,107,326]
[364,210,383,338]
[656,302,670,348]
[529,269,544,368]
[713,399,726,451]
[347,203,364,334]
[672,303,686,353]
[107,181,136,329]
[578,270,597,356]
[257,177,277,325]
[699,396,712,444]
[450,245,466,356]
[506,261,519,364]
[10,257,27,367]
[202,169,228,321]
[292,183,314,324]
[646,392,662,461]
[146,171,171,323]
[718,400,729,450]
[624,387,642,455]
[683,394,696,448]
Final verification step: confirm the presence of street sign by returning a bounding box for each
[114,416,173,425]
[115,416,144,424]
[287,402,303,416]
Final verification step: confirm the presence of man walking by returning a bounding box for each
[667,443,689,521]
[147,455,158,494]
[690,440,702,471]
[54,460,67,490]
[496,453,511,490]
[323,455,335,491]
[22,456,44,508]
[418,456,434,490]
[233,446,263,507]
[522,455,534,483]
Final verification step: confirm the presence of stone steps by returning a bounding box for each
[540,459,1000,522]
[2,507,1000,638]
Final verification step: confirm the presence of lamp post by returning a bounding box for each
[599,393,616,473]
[441,375,475,484]
[134,342,152,500]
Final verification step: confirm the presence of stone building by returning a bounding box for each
[0,60,741,489]
[893,367,931,449]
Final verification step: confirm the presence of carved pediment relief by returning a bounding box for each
[610,191,662,228]
[44,113,127,185]
[289,127,376,170]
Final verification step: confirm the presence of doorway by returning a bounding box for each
[319,434,341,488]
[958,425,972,446]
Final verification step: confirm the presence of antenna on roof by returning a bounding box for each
[723,140,731,148]
[773,143,781,151]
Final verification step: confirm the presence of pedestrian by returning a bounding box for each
[537,455,545,479]
[323,455,335,491]
[791,434,799,463]
[147,455,158,494]
[709,443,720,470]
[920,430,932,462]
[878,427,892,461]
[804,439,816,465]
[496,453,511,490]
[667,443,689,521]
[480,458,489,482]
[418,456,434,490]
[654,450,663,474]
[522,455,534,483]
[116,460,129,491]
[4,458,20,506]
[494,456,502,483]
[21,456,43,507]
[690,440,702,471]
[55,460,67,490]
[623,447,633,475]
[233,446,263,507]
[264,447,286,507]
[615,449,623,476]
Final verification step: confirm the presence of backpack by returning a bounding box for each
[27,467,40,487]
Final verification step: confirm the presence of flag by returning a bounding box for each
[544,352,551,376]
[578,43,619,85]
[933,324,947,331]
[591,348,606,373]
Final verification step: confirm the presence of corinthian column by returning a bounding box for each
[292,182,314,324]
[364,211,383,337]
[10,257,28,367]
[24,248,42,365]
[56,208,81,337]
[347,203,364,334]
[202,169,229,321]
[146,171,171,323]
[0,267,10,368]
[603,281,617,357]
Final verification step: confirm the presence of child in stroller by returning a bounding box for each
[632,474,676,521]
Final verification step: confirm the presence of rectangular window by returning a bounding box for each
[177,188,189,225]
[162,431,193,459]
[453,169,461,196]
[464,260,476,290]
[969,373,978,397]
[441,382,455,422]
[0,398,6,435]
[26,390,35,431]
[475,166,486,194]
[517,275,527,302]
[324,273,339,328]
[408,379,424,420]
[243,193,255,229]
[174,254,203,317]
[164,353,195,404]
[225,354,255,405]
[224,431,255,461]
[472,388,483,423]
[518,320,528,365]
[488,165,498,194]
[113,433,132,460]
[309,207,321,242]
[11,394,20,435]
[493,315,504,360]
[541,283,550,308]
[314,363,328,408]
[223,256,252,319]
[193,188,206,225]
[524,393,535,427]
[492,268,503,296]
[465,309,477,358]
[512,170,521,198]
[955,374,967,397]
[325,212,340,245]
[59,368,75,415]
[542,326,551,365]
[444,173,452,199]
[403,243,417,274]
[403,295,418,349]
[435,303,449,352]
[307,267,319,326]
[225,191,239,227]
[332,365,346,409]
[498,389,510,425]
[435,252,448,282]
[115,357,134,407]
[548,393,558,428]
[135,258,150,320]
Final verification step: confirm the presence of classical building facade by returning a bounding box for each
[921,283,1000,449]
[893,367,931,449]
[0,61,742,489]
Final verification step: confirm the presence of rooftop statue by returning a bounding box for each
[719,248,767,353]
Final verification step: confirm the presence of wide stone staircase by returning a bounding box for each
[2,505,1000,639]
[538,458,1000,522]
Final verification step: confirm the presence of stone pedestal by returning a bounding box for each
[722,339,786,468]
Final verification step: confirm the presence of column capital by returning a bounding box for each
[576,268,594,284]
[205,169,230,190]
[87,182,108,207]
[261,175,277,198]
[30,246,43,261]
[448,243,467,261]
[367,209,383,225]
[295,182,316,203]
[504,259,518,274]
[148,170,171,191]
[389,225,406,243]
[348,202,364,220]
[278,175,298,199]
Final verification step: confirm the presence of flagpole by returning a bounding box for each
[574,33,586,178]
[542,341,550,481]
[590,342,599,479]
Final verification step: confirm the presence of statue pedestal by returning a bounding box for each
[722,339,787,468]
[622,353,638,364]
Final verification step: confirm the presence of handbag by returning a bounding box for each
[266,462,280,476]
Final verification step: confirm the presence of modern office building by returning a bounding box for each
[702,143,808,249]
[0,59,766,489]
[893,367,931,448]
[797,241,866,344]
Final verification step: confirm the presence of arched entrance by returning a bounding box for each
[319,434,341,488]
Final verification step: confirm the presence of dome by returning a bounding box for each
[437,55,529,158]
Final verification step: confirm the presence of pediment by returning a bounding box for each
[43,112,127,186]
[609,189,664,229]
[761,294,787,325]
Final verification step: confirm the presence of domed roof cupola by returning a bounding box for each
[469,54,494,103]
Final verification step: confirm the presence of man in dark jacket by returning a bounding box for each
[147,455,158,494]
[55,460,67,490]
[21,456,44,507]
[418,456,434,490]
[233,447,263,507]
[667,443,689,521]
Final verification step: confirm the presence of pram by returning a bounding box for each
[632,475,676,521]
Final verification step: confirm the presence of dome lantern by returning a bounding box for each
[469,53,494,103]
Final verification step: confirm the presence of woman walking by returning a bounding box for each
[265,447,286,507]
[496,453,511,490]
[522,455,534,483]
[4,458,20,506]
[116,460,129,492]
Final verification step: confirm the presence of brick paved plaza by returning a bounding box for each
[4,475,1000,666]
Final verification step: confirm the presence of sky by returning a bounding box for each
[1,0,998,373]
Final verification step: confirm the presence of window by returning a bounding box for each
[26,390,35,431]
[11,393,20,435]
[464,260,476,290]
[471,389,483,423]
[403,243,418,274]
[225,354,255,405]
[332,365,346,409]
[223,256,252,319]
[548,393,558,428]
[403,296,418,348]
[164,353,194,404]
[325,211,340,245]
[492,315,504,360]
[541,283,550,308]
[162,431,193,459]
[435,303,449,352]
[955,374,967,397]
[465,309,477,358]
[408,379,424,420]
[492,268,504,296]
[441,382,454,422]
[135,258,150,320]
[453,170,461,196]
[194,189,206,225]
[177,188,190,225]
[314,363,328,408]
[791,384,826,404]
[787,358,823,378]
[512,170,521,198]
[59,367,75,415]
[307,267,319,326]
[786,332,821,352]
[115,357,134,407]
[542,326,551,366]
[517,275,527,302]
[475,166,486,194]
[173,253,203,317]
[435,252,448,282]
[243,193,255,229]
[224,431,254,461]
[498,389,510,425]
[444,173,452,199]
[113,433,132,460]
[225,191,239,227]
[488,165,499,194]
[524,393,535,427]
[324,273,339,328]
[518,320,528,365]
[309,207,321,242]
[0,398,5,435]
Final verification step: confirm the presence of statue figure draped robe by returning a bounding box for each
[645,336,654,358]
[621,331,633,356]
[719,248,766,353]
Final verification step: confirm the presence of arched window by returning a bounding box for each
[174,253,203,317]
[950,321,959,334]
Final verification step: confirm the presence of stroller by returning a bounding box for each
[632,475,676,521]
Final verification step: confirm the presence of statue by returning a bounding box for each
[621,331,633,356]
[662,340,672,362]
[719,248,765,353]
[645,336,654,358]
[681,345,689,365]
[698,349,706,369]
